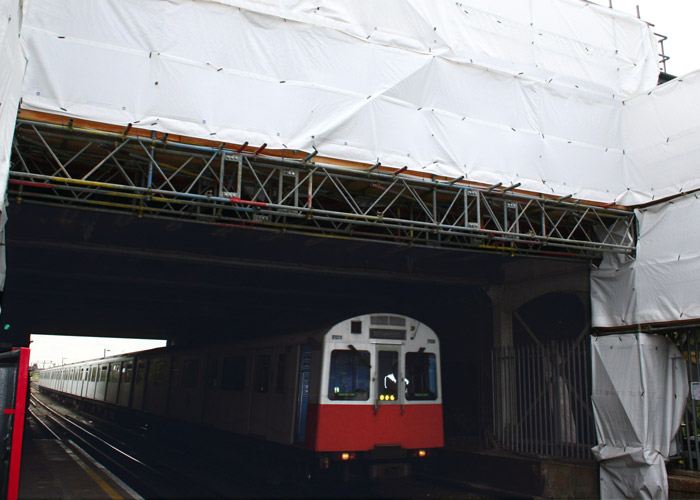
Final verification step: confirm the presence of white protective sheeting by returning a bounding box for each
[591,71,700,326]
[591,334,688,499]
[18,0,659,205]
[0,0,26,290]
[592,194,700,328]
[621,70,700,206]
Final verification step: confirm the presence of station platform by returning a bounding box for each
[18,412,142,500]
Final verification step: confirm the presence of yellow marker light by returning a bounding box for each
[341,452,350,461]
[380,394,385,401]
[390,395,395,401]
[418,450,427,457]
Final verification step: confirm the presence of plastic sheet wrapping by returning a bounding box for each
[0,0,26,291]
[0,0,25,200]
[18,0,659,205]
[620,70,700,206]
[592,195,700,328]
[591,334,688,499]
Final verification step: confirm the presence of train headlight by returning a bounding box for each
[339,452,356,461]
[418,450,427,457]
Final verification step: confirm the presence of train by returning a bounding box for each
[35,313,443,477]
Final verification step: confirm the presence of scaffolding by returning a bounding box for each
[9,114,636,259]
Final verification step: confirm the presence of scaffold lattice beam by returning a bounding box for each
[9,117,636,260]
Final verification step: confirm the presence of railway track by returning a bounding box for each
[29,394,272,498]
[30,391,494,498]
[31,395,186,498]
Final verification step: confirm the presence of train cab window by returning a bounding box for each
[90,366,97,382]
[99,365,108,382]
[182,359,199,389]
[405,352,438,401]
[328,349,370,401]
[254,355,271,393]
[221,356,245,392]
[377,351,401,402]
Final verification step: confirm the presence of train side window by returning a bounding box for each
[276,354,286,394]
[90,366,97,382]
[405,352,438,401]
[205,357,218,389]
[221,356,246,391]
[328,349,370,401]
[135,361,146,384]
[99,365,108,382]
[122,363,133,384]
[151,359,168,387]
[182,359,199,389]
[254,355,271,393]
[109,363,121,383]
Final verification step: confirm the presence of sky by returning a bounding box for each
[27,1,700,368]
[609,0,700,77]
[30,335,167,368]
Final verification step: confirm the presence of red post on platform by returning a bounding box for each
[6,348,29,500]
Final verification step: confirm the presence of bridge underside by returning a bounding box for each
[4,112,625,347]
[3,202,504,345]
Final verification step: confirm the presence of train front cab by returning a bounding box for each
[305,314,443,478]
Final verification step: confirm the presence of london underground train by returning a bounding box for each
[36,313,443,476]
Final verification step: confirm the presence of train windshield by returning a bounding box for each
[405,352,438,400]
[328,349,370,401]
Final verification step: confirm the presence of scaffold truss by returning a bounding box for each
[9,116,636,259]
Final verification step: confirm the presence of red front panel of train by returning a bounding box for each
[305,403,443,451]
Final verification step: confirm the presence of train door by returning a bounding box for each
[86,365,97,399]
[105,362,121,404]
[173,355,204,423]
[79,367,87,397]
[294,345,311,444]
[201,353,220,427]
[248,351,272,436]
[118,361,133,407]
[95,364,109,400]
[69,368,76,394]
[143,357,170,416]
[374,345,405,445]
[131,359,147,410]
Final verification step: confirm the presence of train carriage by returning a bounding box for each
[36,313,443,476]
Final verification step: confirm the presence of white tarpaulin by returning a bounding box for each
[12,0,700,327]
[621,70,700,206]
[591,194,700,328]
[0,0,26,290]
[18,0,659,205]
[592,334,688,499]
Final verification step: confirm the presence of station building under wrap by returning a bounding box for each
[1,0,699,497]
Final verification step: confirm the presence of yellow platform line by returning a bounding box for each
[57,440,124,500]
